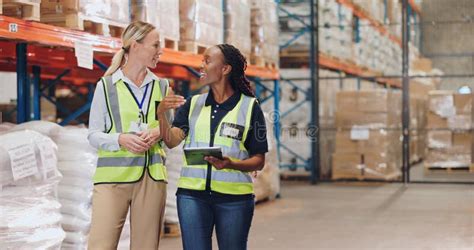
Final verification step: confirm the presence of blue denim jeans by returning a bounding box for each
[177,193,255,250]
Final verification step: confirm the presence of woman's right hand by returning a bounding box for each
[118,133,150,154]
[156,89,186,116]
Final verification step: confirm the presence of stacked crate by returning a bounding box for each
[179,0,223,53]
[41,0,130,37]
[425,91,473,170]
[250,0,279,67]
[224,0,251,58]
[131,0,180,49]
[333,90,402,180]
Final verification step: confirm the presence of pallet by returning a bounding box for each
[424,163,474,173]
[163,37,179,50]
[280,169,311,181]
[179,41,208,54]
[40,13,126,38]
[1,0,40,21]
[250,55,278,69]
[163,222,181,237]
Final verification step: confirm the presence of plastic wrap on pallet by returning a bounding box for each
[160,0,180,41]
[179,0,223,46]
[0,130,65,249]
[41,0,130,25]
[164,143,184,224]
[427,131,452,149]
[425,149,471,168]
[254,113,280,202]
[131,0,161,32]
[250,1,279,63]
[428,91,455,118]
[224,0,251,56]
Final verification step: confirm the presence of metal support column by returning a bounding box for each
[401,0,410,184]
[16,43,28,123]
[273,79,281,164]
[32,66,41,120]
[310,0,320,184]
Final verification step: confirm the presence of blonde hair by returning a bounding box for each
[104,21,156,76]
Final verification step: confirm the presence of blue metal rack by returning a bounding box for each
[276,0,319,183]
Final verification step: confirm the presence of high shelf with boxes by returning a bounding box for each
[276,0,444,182]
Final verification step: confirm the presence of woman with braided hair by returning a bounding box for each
[157,44,268,250]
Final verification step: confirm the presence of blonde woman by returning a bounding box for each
[87,21,170,249]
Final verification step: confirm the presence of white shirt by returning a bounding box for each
[88,68,160,151]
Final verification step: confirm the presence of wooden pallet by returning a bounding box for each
[40,13,126,37]
[424,164,474,173]
[250,55,278,69]
[163,223,181,237]
[163,37,179,50]
[1,0,40,21]
[179,41,208,54]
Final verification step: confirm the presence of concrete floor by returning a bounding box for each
[160,181,474,249]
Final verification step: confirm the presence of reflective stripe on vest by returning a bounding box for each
[178,93,256,195]
[93,76,168,184]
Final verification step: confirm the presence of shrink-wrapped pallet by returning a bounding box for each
[0,130,65,249]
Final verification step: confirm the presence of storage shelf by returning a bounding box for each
[336,0,402,46]
[280,51,401,88]
[0,15,279,80]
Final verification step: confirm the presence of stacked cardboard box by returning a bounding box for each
[224,0,251,58]
[179,0,223,51]
[250,0,279,65]
[425,91,472,168]
[41,0,130,36]
[131,0,180,44]
[279,0,353,61]
[259,69,339,178]
[333,90,402,180]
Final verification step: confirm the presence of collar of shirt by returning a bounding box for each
[205,89,242,111]
[111,68,158,89]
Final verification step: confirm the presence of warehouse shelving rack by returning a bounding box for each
[0,15,279,126]
[277,0,423,184]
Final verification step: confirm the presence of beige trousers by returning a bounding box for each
[88,173,167,250]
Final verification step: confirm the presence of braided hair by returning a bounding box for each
[216,44,255,97]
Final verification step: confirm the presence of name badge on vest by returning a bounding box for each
[129,112,148,133]
[129,121,148,133]
[220,122,244,141]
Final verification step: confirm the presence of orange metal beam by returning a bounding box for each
[409,0,422,15]
[319,53,401,88]
[336,0,402,46]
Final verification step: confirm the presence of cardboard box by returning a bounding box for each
[336,90,401,113]
[335,130,400,154]
[453,132,472,152]
[427,112,448,129]
[332,153,362,179]
[454,94,472,115]
[447,115,471,130]
[336,111,393,129]
[427,130,452,149]
[412,58,433,72]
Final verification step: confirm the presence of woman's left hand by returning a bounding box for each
[140,128,162,147]
[204,156,232,170]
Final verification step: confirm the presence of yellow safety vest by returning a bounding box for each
[93,75,168,184]
[178,93,256,195]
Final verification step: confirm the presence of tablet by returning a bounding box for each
[183,147,223,165]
